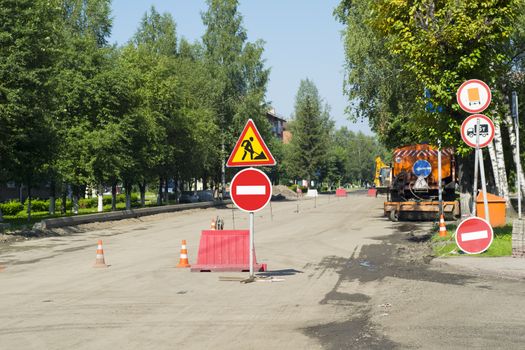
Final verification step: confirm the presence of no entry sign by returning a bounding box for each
[230,168,272,212]
[457,79,492,114]
[461,114,495,148]
[455,217,494,254]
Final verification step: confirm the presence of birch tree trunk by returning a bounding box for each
[487,141,502,196]
[493,121,510,207]
[503,113,525,200]
[97,184,103,212]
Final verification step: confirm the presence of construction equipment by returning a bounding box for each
[373,157,391,195]
[384,144,460,221]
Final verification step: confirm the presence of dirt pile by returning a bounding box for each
[272,185,298,200]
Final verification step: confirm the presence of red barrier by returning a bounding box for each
[190,230,266,272]
[367,188,377,197]
[335,188,347,197]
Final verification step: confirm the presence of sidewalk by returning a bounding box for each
[432,256,525,280]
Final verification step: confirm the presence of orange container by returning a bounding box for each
[476,192,506,227]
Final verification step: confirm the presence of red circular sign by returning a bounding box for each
[230,168,272,212]
[456,79,491,113]
[455,217,494,254]
[460,114,495,148]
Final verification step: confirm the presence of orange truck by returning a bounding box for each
[384,144,460,221]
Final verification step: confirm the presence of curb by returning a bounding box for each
[33,200,232,230]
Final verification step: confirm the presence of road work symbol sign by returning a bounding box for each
[457,79,492,114]
[455,217,493,254]
[461,114,495,148]
[227,119,276,167]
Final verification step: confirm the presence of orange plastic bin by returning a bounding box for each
[476,192,506,227]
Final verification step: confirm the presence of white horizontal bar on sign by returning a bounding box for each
[236,185,266,195]
[461,230,488,242]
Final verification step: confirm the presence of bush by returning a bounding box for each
[289,184,298,193]
[56,198,73,211]
[0,200,24,215]
[103,195,113,205]
[79,197,97,209]
[28,199,49,212]
[300,186,308,193]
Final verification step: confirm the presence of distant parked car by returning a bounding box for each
[179,192,199,203]
[196,190,214,202]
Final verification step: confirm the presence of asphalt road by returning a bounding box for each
[1,192,525,349]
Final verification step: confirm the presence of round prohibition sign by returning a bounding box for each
[460,114,495,148]
[230,167,272,213]
[455,217,494,254]
[456,79,491,114]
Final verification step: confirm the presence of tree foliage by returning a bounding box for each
[336,0,524,151]
[0,0,273,211]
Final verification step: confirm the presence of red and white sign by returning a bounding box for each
[457,79,491,113]
[461,114,495,148]
[230,168,272,212]
[455,217,494,254]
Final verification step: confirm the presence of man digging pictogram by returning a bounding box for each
[241,137,267,160]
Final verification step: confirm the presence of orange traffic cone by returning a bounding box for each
[176,240,191,268]
[94,240,108,268]
[438,214,447,237]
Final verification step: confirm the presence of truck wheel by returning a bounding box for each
[389,210,399,222]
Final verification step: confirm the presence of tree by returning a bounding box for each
[334,0,421,148]
[54,0,114,214]
[285,79,332,186]
[133,6,177,56]
[202,0,270,192]
[0,0,64,220]
[337,0,525,205]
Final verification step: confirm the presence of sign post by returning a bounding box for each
[513,91,521,219]
[460,114,494,223]
[438,139,443,216]
[228,120,275,278]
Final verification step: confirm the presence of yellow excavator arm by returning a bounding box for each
[374,157,388,187]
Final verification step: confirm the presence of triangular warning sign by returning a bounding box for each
[227,119,276,167]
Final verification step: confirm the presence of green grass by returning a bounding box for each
[0,199,161,232]
[432,223,512,257]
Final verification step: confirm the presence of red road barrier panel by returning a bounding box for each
[367,189,377,197]
[335,188,347,197]
[191,230,266,272]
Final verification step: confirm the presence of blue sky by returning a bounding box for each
[109,0,372,135]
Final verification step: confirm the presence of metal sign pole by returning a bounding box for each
[478,148,490,225]
[438,139,443,216]
[513,91,522,219]
[472,118,480,216]
[249,211,254,277]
